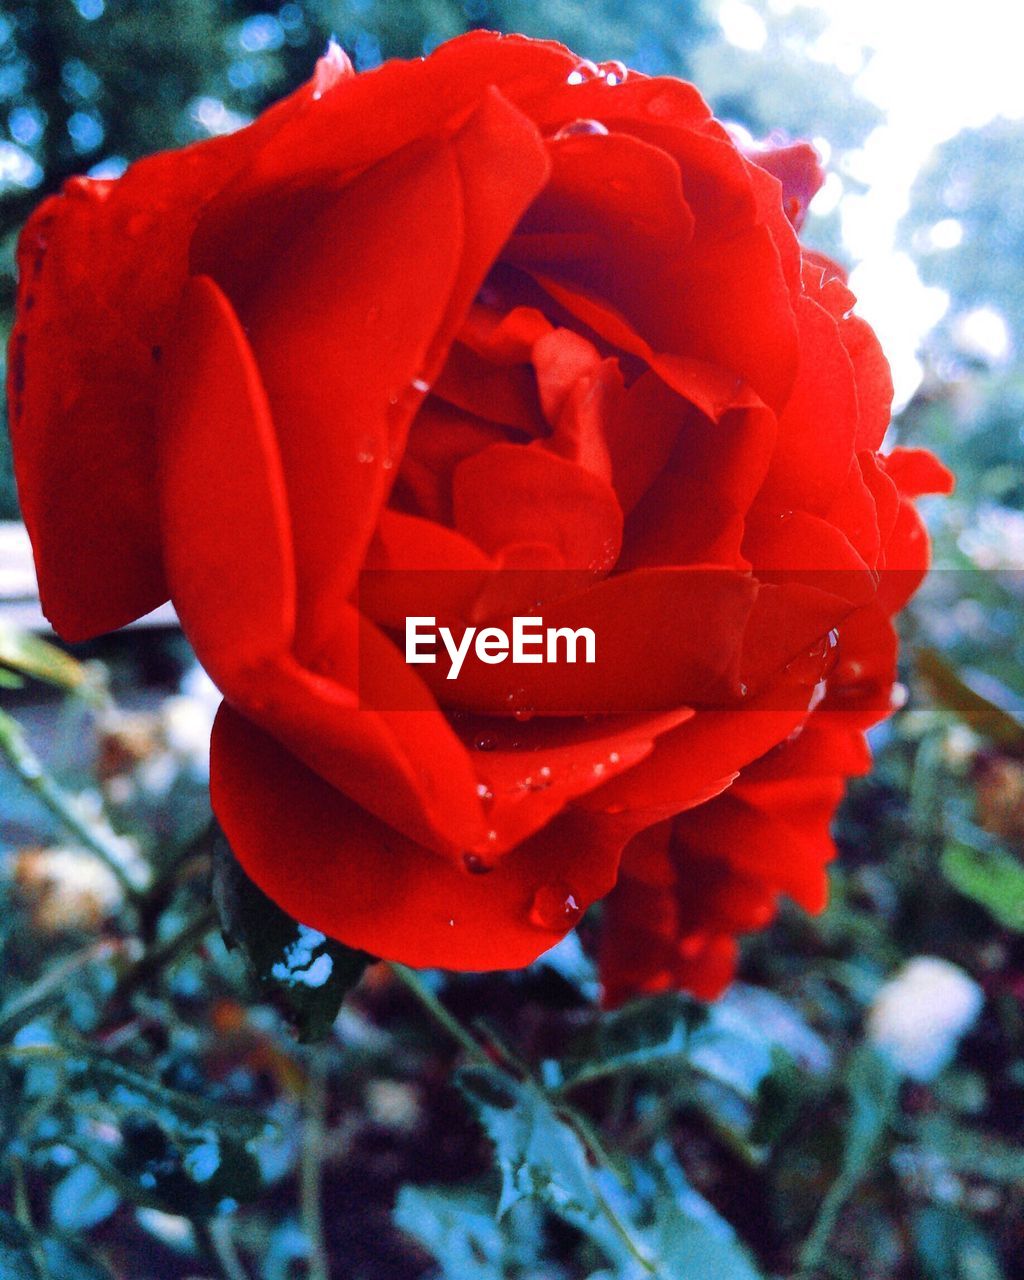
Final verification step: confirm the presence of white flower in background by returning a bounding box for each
[867,957,984,1081]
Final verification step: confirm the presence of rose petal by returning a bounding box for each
[212,702,633,969]
[157,275,296,683]
[453,441,623,569]
[7,77,313,641]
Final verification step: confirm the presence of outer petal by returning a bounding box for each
[600,715,854,1006]
[7,62,332,641]
[212,703,635,969]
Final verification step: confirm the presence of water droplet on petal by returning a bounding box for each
[411,376,430,394]
[475,782,494,804]
[598,59,628,85]
[552,118,609,141]
[463,852,493,875]
[529,883,582,930]
[520,765,553,793]
[785,629,841,686]
[608,751,620,765]
[566,59,599,85]
[474,733,497,752]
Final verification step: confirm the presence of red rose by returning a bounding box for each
[7,32,952,998]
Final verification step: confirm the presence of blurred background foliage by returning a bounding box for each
[0,1,1022,1278]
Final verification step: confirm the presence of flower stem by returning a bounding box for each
[300,1049,330,1280]
[0,708,151,898]
[388,964,491,1064]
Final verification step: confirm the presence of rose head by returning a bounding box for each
[7,32,952,1000]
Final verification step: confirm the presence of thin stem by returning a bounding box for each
[591,1181,658,1275]
[198,1218,250,1280]
[105,906,217,1010]
[300,1050,330,1280]
[11,1155,50,1279]
[797,1172,858,1277]
[0,709,151,898]
[0,939,128,1039]
[388,964,490,1064]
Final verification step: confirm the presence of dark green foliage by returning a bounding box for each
[213,829,375,1040]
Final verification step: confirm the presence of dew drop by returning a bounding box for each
[566,58,599,85]
[357,445,375,464]
[521,765,553,793]
[411,376,430,394]
[608,751,621,765]
[786,628,841,686]
[529,883,582,930]
[552,118,609,141]
[463,852,493,875]
[474,733,497,752]
[475,782,494,804]
[598,59,628,85]
[505,688,535,721]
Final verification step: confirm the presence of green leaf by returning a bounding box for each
[0,625,93,697]
[0,1211,43,1280]
[394,1185,529,1280]
[918,649,1024,753]
[941,839,1024,930]
[645,1145,765,1280]
[455,1064,648,1271]
[456,1064,602,1223]
[454,1064,764,1277]
[212,831,374,1041]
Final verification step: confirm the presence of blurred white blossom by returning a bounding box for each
[867,957,984,1081]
